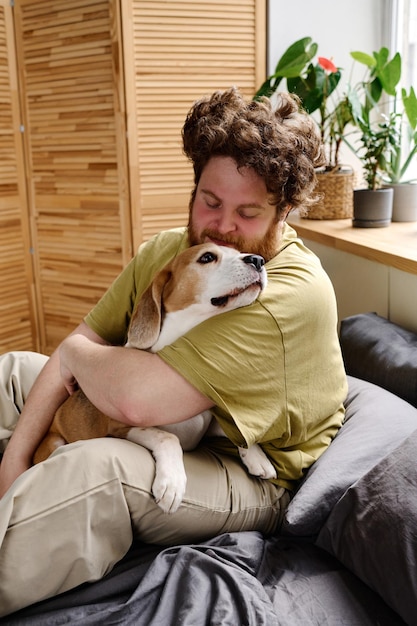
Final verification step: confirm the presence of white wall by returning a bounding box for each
[303,238,417,334]
[267,0,390,77]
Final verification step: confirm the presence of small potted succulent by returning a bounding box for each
[255,37,354,219]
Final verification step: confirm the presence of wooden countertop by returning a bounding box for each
[287,213,417,275]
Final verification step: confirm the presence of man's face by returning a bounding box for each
[188,156,283,261]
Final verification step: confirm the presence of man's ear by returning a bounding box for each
[126,267,171,350]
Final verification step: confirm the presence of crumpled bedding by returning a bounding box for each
[4,318,416,625]
[3,373,414,625]
[3,531,403,626]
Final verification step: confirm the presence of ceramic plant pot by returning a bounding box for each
[386,183,417,222]
[353,187,394,228]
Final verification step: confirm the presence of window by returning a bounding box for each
[392,0,417,180]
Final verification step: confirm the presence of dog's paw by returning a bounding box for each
[152,465,187,514]
[239,444,277,480]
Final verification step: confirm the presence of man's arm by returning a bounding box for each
[59,331,214,427]
[0,323,109,497]
[0,321,213,498]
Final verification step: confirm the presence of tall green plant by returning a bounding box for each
[255,37,318,100]
[384,87,417,183]
[347,48,417,186]
[255,37,350,169]
[348,109,399,190]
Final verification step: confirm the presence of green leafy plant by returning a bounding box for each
[255,37,352,170]
[348,109,399,190]
[257,40,417,187]
[255,37,318,100]
[384,87,417,183]
[347,48,417,187]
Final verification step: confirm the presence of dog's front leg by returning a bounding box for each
[238,445,277,480]
[207,419,277,480]
[126,427,186,514]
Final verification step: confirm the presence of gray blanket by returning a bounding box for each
[3,532,402,625]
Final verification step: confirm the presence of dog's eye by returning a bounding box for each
[198,252,217,264]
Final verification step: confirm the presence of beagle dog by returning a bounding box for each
[33,243,277,513]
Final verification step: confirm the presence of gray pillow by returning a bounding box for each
[317,429,417,625]
[283,376,417,537]
[340,312,417,408]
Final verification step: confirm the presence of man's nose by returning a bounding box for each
[242,254,265,272]
[215,212,237,233]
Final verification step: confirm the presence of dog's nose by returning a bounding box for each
[242,254,265,272]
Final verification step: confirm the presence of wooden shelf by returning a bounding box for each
[287,213,417,276]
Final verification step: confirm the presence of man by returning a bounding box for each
[0,87,347,615]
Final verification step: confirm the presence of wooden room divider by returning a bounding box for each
[0,0,38,352]
[0,0,265,354]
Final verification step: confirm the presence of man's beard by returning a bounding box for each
[187,214,280,261]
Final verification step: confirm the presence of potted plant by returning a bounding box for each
[383,88,417,184]
[348,109,397,226]
[255,37,355,220]
[347,48,417,224]
[382,88,417,221]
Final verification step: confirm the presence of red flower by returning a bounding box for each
[318,57,338,73]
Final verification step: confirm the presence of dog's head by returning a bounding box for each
[127,243,267,351]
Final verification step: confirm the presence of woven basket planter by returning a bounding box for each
[304,168,355,220]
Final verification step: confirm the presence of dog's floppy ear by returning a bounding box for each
[127,267,171,350]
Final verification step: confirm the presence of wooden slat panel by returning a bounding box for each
[0,0,38,353]
[2,0,265,352]
[14,0,131,353]
[123,0,266,247]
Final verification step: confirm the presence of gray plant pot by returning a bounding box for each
[353,188,394,228]
[386,183,417,222]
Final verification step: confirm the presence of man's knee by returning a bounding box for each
[3,438,157,540]
[0,351,48,441]
[0,351,48,406]
[0,438,146,616]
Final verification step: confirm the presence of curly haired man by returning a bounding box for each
[0,88,347,615]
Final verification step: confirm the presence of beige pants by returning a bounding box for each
[0,351,289,617]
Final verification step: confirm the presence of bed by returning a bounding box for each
[4,313,417,625]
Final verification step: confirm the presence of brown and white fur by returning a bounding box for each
[33,243,276,513]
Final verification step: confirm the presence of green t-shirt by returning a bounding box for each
[85,224,347,490]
